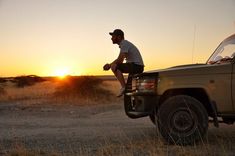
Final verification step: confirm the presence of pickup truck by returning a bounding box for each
[124,34,235,145]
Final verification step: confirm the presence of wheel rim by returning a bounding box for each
[169,108,197,136]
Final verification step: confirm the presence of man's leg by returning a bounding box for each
[111,64,125,88]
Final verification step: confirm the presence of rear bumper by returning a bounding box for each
[124,73,159,118]
[124,93,159,118]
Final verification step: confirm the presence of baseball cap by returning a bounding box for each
[109,29,124,36]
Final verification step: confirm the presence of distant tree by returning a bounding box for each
[12,75,46,88]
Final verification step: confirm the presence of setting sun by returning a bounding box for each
[53,68,70,78]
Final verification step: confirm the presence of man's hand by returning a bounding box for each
[103,63,111,71]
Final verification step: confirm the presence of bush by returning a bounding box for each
[0,77,7,83]
[54,76,113,99]
[11,75,46,88]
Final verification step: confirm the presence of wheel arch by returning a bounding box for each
[158,88,214,117]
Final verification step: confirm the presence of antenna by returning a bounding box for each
[192,24,196,64]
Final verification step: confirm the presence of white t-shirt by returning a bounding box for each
[119,40,144,66]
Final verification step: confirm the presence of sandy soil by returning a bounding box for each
[0,101,235,155]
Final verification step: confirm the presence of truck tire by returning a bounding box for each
[157,95,208,145]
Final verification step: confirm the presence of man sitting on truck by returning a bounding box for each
[103,29,144,97]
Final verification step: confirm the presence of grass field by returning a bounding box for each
[0,76,121,106]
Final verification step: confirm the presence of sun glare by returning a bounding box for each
[54,68,70,79]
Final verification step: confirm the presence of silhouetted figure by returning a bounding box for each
[103,29,144,97]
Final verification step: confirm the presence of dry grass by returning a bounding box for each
[0,76,120,105]
[0,81,54,102]
[5,144,60,156]
[3,131,235,156]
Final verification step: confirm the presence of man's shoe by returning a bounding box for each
[117,87,125,97]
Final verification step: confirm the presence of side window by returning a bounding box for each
[208,39,235,64]
[220,44,235,59]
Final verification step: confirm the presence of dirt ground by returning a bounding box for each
[0,101,235,156]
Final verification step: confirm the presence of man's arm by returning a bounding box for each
[103,52,127,71]
[111,52,127,65]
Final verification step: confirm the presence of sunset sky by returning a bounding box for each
[0,0,235,77]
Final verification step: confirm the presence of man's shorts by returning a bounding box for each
[115,63,144,74]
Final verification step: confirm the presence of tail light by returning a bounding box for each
[136,77,156,93]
